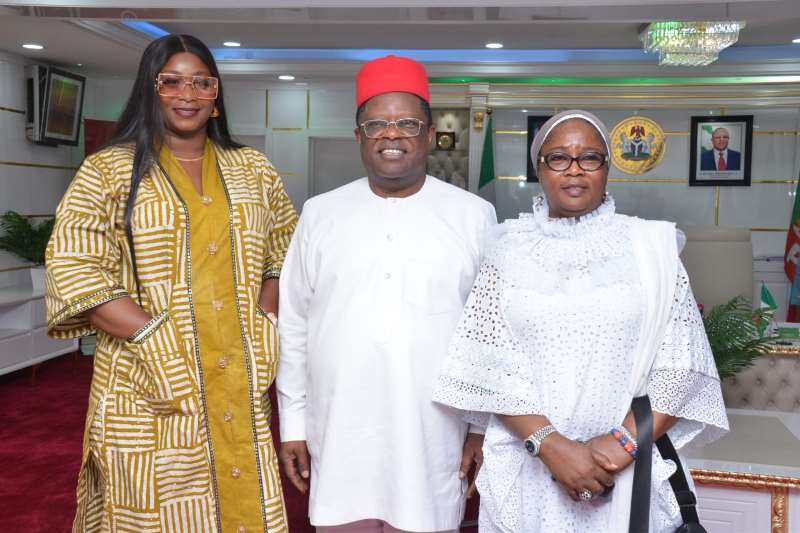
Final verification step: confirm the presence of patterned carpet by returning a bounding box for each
[0,353,476,532]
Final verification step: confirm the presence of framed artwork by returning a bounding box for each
[41,67,86,146]
[689,115,753,186]
[526,115,552,182]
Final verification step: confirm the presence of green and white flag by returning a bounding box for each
[761,282,777,311]
[759,282,778,336]
[479,114,495,189]
[699,124,715,156]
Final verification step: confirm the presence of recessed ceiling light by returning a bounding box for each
[223,41,241,47]
[76,63,83,67]
[22,43,44,50]
[485,42,503,49]
[521,109,528,113]
[793,37,800,44]
[278,75,295,81]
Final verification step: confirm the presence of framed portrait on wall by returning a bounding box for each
[526,115,552,182]
[689,115,753,186]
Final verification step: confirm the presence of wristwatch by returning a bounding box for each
[524,425,558,457]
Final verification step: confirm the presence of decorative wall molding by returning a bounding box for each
[692,469,800,490]
[0,161,77,171]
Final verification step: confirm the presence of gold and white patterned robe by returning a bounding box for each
[45,143,297,532]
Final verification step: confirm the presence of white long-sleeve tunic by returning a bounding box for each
[278,176,497,530]
[433,196,729,533]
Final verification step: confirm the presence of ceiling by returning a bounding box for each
[0,1,798,81]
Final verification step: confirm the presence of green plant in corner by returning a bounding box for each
[703,296,774,380]
[0,211,55,265]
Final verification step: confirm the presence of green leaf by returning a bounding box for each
[0,211,54,265]
[703,296,775,380]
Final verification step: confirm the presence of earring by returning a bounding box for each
[210,107,220,118]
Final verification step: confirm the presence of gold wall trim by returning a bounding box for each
[773,487,789,533]
[755,131,800,136]
[767,344,800,357]
[0,160,76,171]
[714,186,721,225]
[278,171,303,177]
[272,128,304,132]
[691,469,800,489]
[484,103,800,110]
[751,228,787,232]
[498,176,797,185]
[306,89,311,130]
[609,178,686,184]
[0,105,25,115]
[0,265,34,273]
[497,175,526,181]
[487,91,800,100]
[691,469,796,533]
[265,89,269,129]
[492,130,799,137]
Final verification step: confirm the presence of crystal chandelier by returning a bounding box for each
[640,21,746,66]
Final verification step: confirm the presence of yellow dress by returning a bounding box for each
[162,143,262,532]
[45,141,297,533]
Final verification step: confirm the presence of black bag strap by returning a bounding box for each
[655,433,701,525]
[629,395,654,533]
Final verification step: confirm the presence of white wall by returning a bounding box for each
[0,51,76,277]
[486,104,800,314]
[15,71,797,310]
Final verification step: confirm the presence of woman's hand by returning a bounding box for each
[86,296,152,340]
[539,433,617,501]
[587,433,634,474]
[259,278,279,316]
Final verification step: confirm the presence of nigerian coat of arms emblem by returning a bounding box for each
[610,116,666,174]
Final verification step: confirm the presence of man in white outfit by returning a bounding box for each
[276,55,497,532]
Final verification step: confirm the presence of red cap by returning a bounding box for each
[355,55,430,108]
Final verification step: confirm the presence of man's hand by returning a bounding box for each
[278,440,310,493]
[459,432,484,498]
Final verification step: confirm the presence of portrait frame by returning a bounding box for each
[41,67,86,146]
[689,115,753,186]
[526,115,552,182]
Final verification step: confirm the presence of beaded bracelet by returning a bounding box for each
[127,309,169,345]
[610,427,639,459]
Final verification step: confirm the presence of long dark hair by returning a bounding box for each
[107,34,241,298]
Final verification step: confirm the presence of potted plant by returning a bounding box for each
[0,211,55,292]
[703,296,775,379]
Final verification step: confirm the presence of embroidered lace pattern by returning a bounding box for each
[433,195,728,533]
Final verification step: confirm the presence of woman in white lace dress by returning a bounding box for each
[433,110,728,533]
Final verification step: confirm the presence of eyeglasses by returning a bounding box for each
[538,152,608,172]
[360,118,426,139]
[155,73,219,100]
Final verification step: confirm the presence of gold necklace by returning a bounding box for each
[173,154,204,162]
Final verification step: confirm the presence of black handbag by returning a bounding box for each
[629,395,707,533]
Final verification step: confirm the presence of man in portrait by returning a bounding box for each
[700,126,741,171]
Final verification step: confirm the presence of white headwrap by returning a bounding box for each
[529,109,612,165]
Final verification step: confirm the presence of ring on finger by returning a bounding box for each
[579,488,593,502]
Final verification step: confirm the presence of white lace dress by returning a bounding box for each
[433,196,728,533]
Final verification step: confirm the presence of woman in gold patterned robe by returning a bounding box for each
[45,35,297,533]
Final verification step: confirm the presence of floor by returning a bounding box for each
[0,353,477,532]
